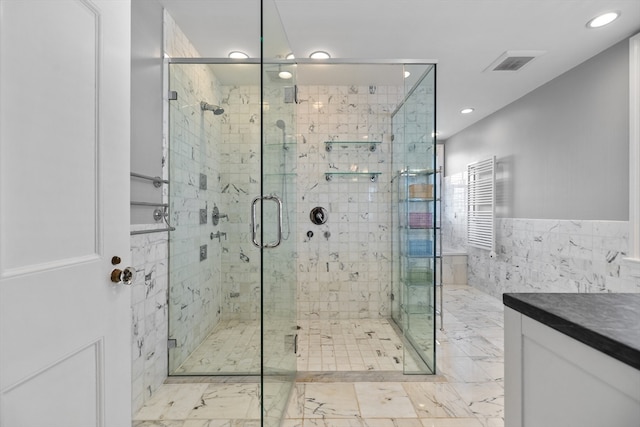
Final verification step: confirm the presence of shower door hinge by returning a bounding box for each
[167,339,177,349]
[168,91,178,101]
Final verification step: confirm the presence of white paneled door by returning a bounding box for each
[0,1,131,426]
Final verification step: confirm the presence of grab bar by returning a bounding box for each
[130,172,169,188]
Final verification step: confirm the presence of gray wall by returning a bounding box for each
[131,0,164,224]
[445,39,629,221]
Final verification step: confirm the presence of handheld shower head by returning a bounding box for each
[200,101,224,115]
[275,120,287,146]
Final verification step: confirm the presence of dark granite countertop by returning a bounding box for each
[503,293,640,370]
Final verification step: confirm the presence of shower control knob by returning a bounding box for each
[110,267,136,285]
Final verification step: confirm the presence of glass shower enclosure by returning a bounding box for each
[391,65,437,374]
[165,1,297,425]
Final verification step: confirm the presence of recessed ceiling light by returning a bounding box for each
[309,50,331,59]
[278,70,293,79]
[586,11,620,28]
[286,53,295,60]
[461,108,474,114]
[228,50,249,59]
[404,71,411,78]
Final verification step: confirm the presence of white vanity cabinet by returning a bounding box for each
[504,294,640,427]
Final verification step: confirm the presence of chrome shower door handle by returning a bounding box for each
[263,195,282,249]
[250,195,283,248]
[251,196,261,248]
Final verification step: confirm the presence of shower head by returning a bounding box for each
[275,120,286,130]
[200,101,224,115]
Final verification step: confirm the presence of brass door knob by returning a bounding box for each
[110,267,136,285]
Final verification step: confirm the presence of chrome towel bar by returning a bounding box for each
[130,172,169,188]
[130,201,169,207]
[130,227,175,236]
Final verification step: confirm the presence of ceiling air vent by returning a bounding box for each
[485,50,545,72]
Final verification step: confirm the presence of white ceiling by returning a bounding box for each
[160,0,640,139]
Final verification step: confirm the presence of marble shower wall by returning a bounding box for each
[295,84,404,320]
[167,61,224,372]
[441,173,640,296]
[217,83,262,321]
[130,226,169,415]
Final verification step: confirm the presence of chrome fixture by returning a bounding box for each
[210,231,227,242]
[251,195,283,248]
[211,206,228,225]
[200,101,224,115]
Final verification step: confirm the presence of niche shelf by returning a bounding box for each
[324,140,382,152]
[324,171,381,182]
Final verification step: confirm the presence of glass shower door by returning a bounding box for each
[261,1,297,425]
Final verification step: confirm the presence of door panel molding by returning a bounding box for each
[0,0,101,274]
[0,254,100,279]
[1,338,105,427]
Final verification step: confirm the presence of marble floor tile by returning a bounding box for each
[297,319,419,372]
[354,383,417,418]
[302,383,360,419]
[134,383,210,420]
[419,419,484,427]
[302,419,365,427]
[437,357,494,383]
[363,419,424,427]
[174,320,261,375]
[402,382,474,418]
[449,382,504,419]
[182,421,261,427]
[473,358,504,383]
[134,285,506,427]
[186,383,261,420]
[478,418,504,427]
[284,384,306,419]
[134,422,188,427]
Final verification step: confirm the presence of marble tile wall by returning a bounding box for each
[217,84,262,321]
[130,225,169,415]
[295,84,404,320]
[441,173,467,251]
[469,218,639,297]
[166,28,226,373]
[441,254,468,286]
[441,172,640,296]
